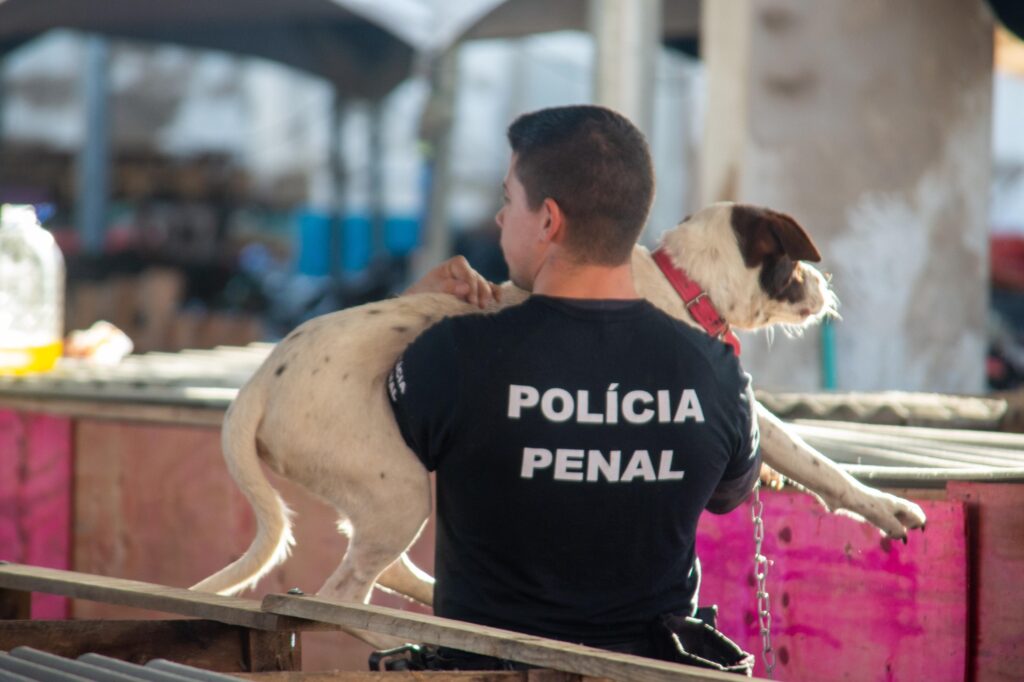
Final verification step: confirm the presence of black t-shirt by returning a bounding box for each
[387,295,760,646]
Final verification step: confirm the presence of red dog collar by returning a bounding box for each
[652,247,742,356]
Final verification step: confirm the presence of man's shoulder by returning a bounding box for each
[439,299,535,335]
[405,300,532,355]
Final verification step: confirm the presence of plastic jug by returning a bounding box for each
[0,204,65,375]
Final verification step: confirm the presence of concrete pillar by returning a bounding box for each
[701,0,994,393]
[589,0,662,137]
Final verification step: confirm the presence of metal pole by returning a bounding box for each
[76,36,111,255]
[329,90,346,277]
[588,0,662,137]
[368,97,386,263]
[413,46,457,280]
[0,54,6,157]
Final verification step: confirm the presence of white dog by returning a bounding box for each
[192,202,926,642]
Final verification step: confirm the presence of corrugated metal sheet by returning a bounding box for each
[0,648,244,682]
[756,390,1009,430]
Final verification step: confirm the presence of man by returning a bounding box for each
[388,105,759,667]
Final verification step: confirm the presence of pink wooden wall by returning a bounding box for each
[696,492,967,681]
[3,407,1022,680]
[69,419,431,671]
[948,482,1024,682]
[0,409,72,618]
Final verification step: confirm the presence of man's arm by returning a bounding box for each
[404,255,502,308]
[706,372,762,514]
[387,321,461,471]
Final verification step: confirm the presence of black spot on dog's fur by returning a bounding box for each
[379,472,386,479]
[342,373,349,381]
[324,356,331,364]
[286,331,303,342]
[367,309,382,315]
[275,364,287,377]
[393,326,408,334]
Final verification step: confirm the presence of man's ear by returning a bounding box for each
[542,198,566,243]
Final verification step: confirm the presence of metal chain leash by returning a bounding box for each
[752,482,777,678]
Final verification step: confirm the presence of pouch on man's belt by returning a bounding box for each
[652,612,755,676]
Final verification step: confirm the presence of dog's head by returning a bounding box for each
[659,202,837,331]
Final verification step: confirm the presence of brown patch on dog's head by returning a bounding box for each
[731,205,821,302]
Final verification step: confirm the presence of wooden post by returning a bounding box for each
[245,630,302,673]
[0,586,31,620]
[263,595,765,682]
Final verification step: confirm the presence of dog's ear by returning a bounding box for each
[731,204,821,266]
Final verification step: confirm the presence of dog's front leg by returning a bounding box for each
[755,402,926,539]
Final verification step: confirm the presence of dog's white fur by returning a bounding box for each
[192,203,926,645]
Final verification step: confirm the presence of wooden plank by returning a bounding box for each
[947,482,1024,682]
[232,672,608,681]
[0,563,334,632]
[0,619,300,672]
[695,489,968,681]
[233,673,531,681]
[263,595,764,682]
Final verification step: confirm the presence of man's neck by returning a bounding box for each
[531,252,639,300]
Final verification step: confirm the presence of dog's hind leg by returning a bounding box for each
[376,552,434,606]
[315,476,431,649]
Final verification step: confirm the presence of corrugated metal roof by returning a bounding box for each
[756,390,1009,431]
[0,648,245,682]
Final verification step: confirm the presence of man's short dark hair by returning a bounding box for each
[507,105,655,265]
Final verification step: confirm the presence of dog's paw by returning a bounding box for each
[759,463,786,491]
[841,487,927,541]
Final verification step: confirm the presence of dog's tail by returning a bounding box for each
[190,384,294,596]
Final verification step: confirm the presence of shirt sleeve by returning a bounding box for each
[706,369,762,514]
[386,320,460,471]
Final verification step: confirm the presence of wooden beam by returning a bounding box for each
[0,563,334,632]
[263,595,762,682]
[233,672,604,681]
[0,619,299,672]
[233,673,538,681]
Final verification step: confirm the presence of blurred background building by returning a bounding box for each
[1,0,1023,395]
